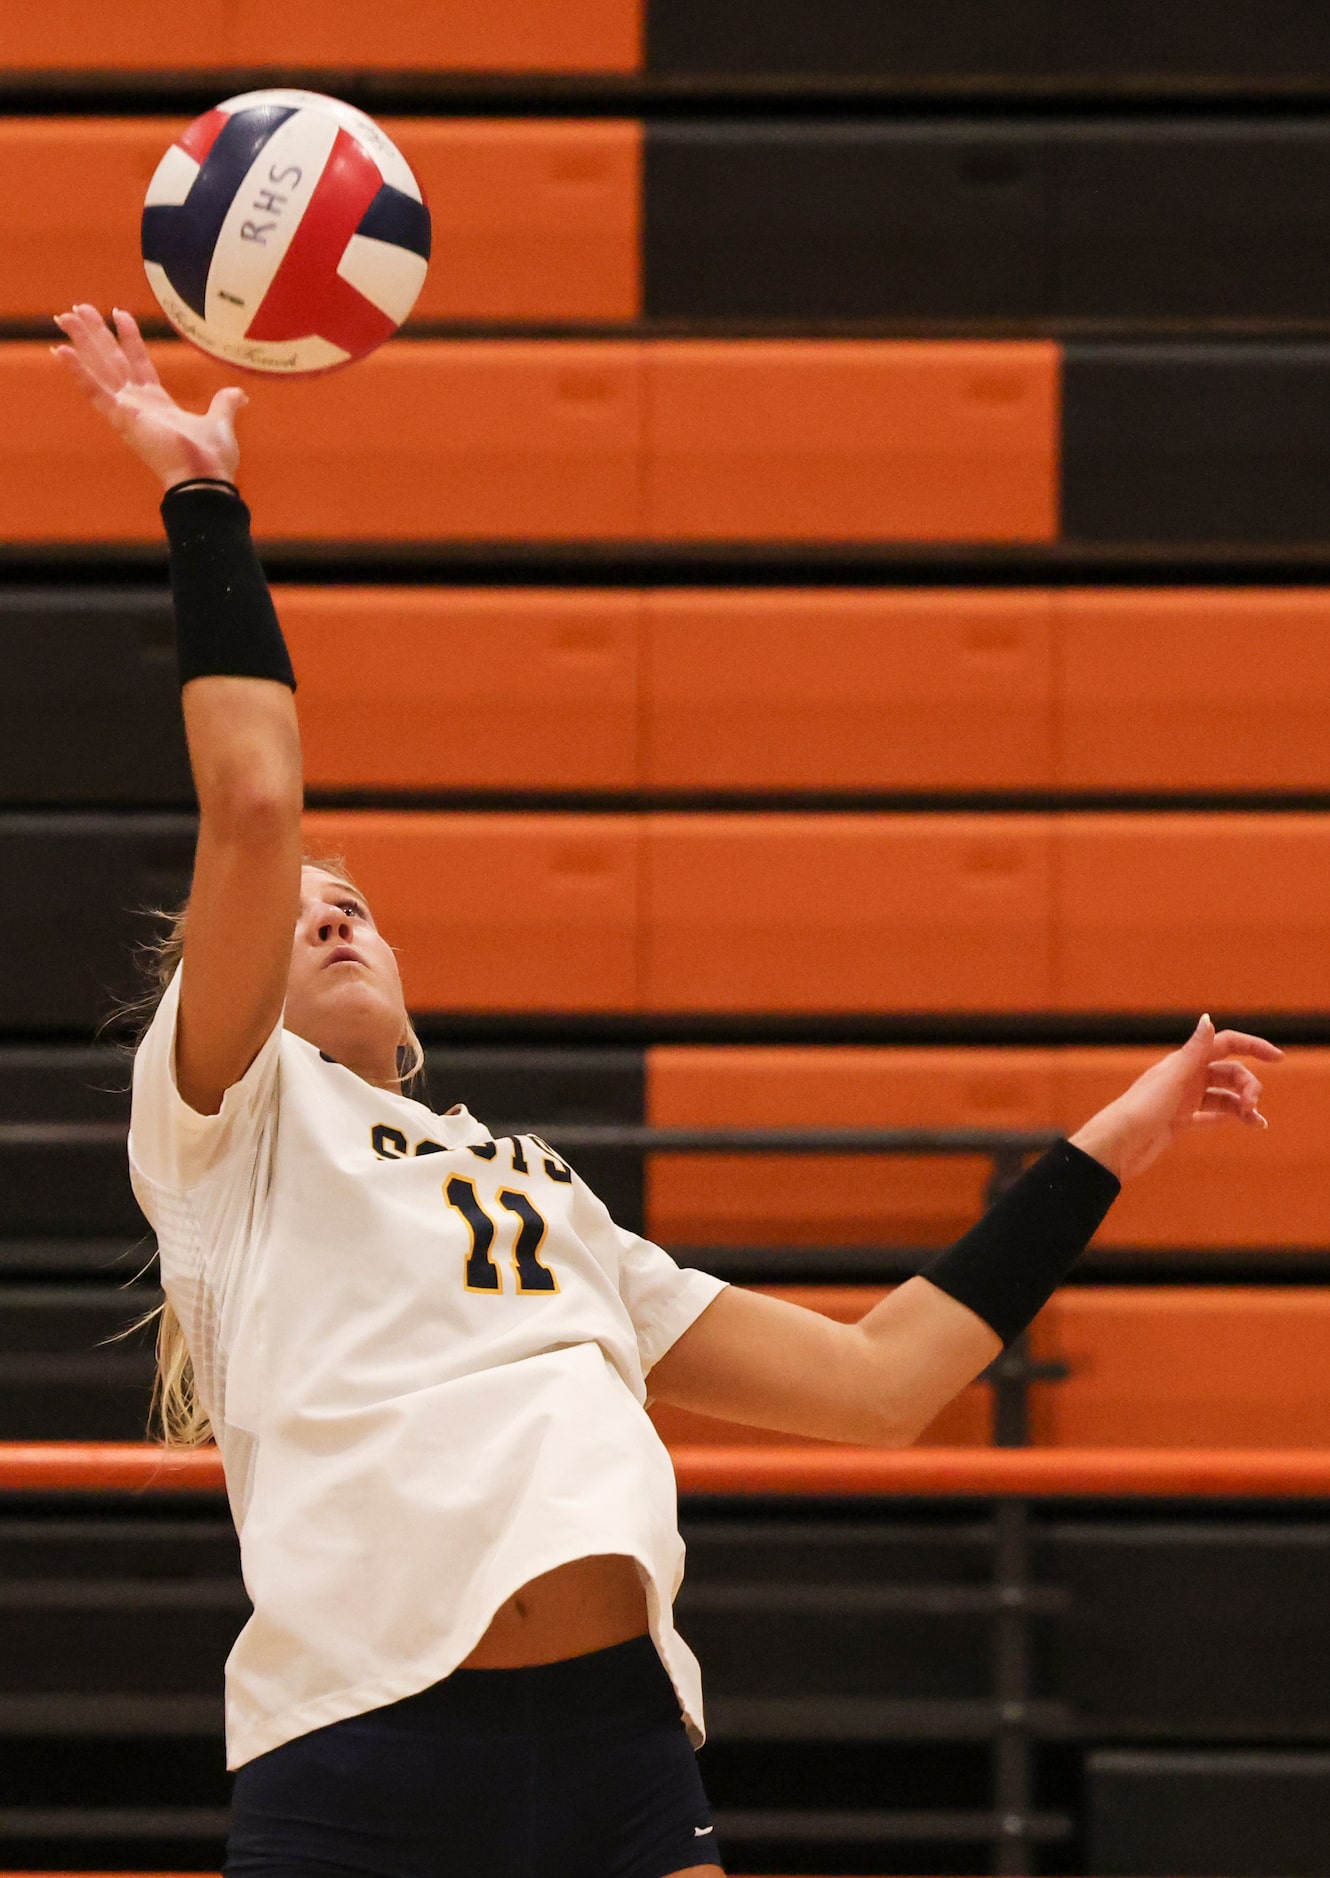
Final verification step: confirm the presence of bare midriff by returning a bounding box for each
[459,1553,650,1669]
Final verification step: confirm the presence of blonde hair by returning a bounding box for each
[130,851,425,1447]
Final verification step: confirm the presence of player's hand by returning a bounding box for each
[1069,1015,1282,1183]
[52,303,246,491]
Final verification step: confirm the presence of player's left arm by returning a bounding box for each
[647,1018,1280,1446]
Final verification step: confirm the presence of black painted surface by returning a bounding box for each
[647,0,1055,81]
[1041,1519,1330,1733]
[0,1286,157,1441]
[645,122,1047,321]
[646,0,1330,84]
[2,813,196,1032]
[1054,1,1330,85]
[0,1047,136,1238]
[0,590,190,808]
[1062,344,1330,543]
[1053,123,1330,321]
[1087,1749,1330,1876]
[646,121,1330,324]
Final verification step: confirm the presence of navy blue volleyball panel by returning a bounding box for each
[355,184,432,262]
[1062,345,1330,545]
[141,104,296,318]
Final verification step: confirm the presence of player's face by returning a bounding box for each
[284,867,410,1081]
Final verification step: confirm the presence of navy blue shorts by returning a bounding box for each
[225,1635,722,1878]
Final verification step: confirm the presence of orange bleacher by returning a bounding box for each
[646,1044,1329,1251]
[643,341,1059,542]
[0,0,641,72]
[285,589,642,792]
[305,810,640,1011]
[5,340,1058,544]
[0,118,641,325]
[303,809,1330,1016]
[265,587,1330,794]
[9,1440,1330,1497]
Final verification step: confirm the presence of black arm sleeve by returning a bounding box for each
[919,1138,1120,1346]
[160,479,295,691]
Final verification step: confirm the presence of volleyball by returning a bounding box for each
[141,89,431,375]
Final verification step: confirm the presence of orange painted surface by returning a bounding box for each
[646,1044,1316,1250]
[0,4,226,68]
[0,119,639,325]
[643,815,1053,1013]
[647,1046,1054,1249]
[230,0,643,71]
[669,1446,1330,1497]
[282,588,641,791]
[643,590,1054,791]
[1057,589,1330,791]
[1055,814,1330,1012]
[644,341,1060,542]
[0,0,643,71]
[7,341,643,542]
[398,120,641,322]
[9,1442,1330,1498]
[1033,1289,1330,1448]
[0,118,186,318]
[302,811,640,1011]
[3,341,1057,546]
[1058,1049,1330,1249]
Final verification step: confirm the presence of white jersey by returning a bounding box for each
[128,970,727,1769]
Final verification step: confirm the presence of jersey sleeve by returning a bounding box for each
[568,1168,728,1376]
[128,966,283,1196]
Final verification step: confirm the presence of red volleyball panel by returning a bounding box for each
[246,128,395,356]
[178,109,228,166]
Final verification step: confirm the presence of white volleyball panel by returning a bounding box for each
[203,108,341,342]
[144,141,203,210]
[336,234,430,325]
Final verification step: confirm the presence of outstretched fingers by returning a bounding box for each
[53,305,129,401]
[69,303,132,388]
[1211,1027,1284,1063]
[50,341,119,418]
[111,307,160,388]
[1205,1058,1264,1110]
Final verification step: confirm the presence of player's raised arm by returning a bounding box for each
[648,1017,1283,1446]
[53,304,301,1116]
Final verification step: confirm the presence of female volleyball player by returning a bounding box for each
[54,302,1279,1878]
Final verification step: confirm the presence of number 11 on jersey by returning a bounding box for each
[444,1177,559,1295]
